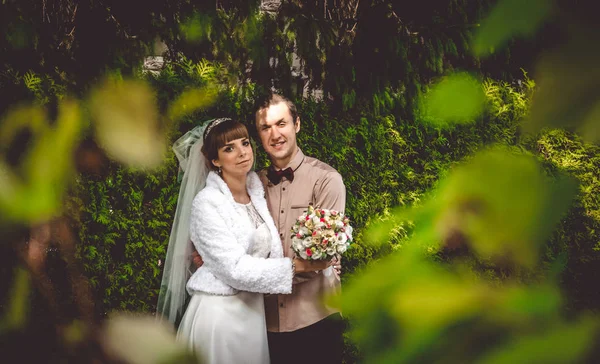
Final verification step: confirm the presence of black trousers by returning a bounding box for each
[267,313,345,364]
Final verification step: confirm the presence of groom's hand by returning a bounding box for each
[332,255,342,277]
[192,249,204,269]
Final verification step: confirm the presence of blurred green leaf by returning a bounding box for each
[525,28,600,142]
[0,100,82,222]
[334,251,408,361]
[102,313,198,364]
[27,99,81,185]
[338,246,571,363]
[0,267,30,332]
[477,318,599,364]
[62,320,87,346]
[433,147,577,267]
[473,0,554,57]
[363,147,577,267]
[391,268,484,331]
[388,265,489,361]
[180,13,213,43]
[490,284,562,325]
[365,203,438,248]
[167,86,218,122]
[89,78,165,168]
[0,105,47,146]
[419,73,485,126]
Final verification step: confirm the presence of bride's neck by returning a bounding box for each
[222,173,249,203]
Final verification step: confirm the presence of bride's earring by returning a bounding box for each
[218,167,222,174]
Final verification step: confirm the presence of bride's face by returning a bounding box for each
[212,137,254,177]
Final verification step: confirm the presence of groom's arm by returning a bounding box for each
[315,171,346,213]
[293,171,346,283]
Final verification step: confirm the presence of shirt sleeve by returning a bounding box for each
[294,170,346,284]
[190,197,293,294]
[314,171,346,213]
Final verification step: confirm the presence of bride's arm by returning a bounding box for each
[191,196,294,294]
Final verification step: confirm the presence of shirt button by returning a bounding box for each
[283,188,286,191]
[279,233,283,238]
[279,303,284,308]
[281,210,284,214]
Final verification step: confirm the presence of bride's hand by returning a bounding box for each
[293,257,332,273]
[191,248,204,269]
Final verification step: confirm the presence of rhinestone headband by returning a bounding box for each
[204,118,232,140]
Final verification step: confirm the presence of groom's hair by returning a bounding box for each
[255,93,299,125]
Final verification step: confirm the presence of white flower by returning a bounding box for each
[299,226,310,236]
[298,249,309,259]
[336,233,348,245]
[311,250,323,260]
[292,237,304,251]
[336,243,348,254]
[326,246,337,255]
[315,222,327,230]
[345,225,353,241]
[302,237,313,248]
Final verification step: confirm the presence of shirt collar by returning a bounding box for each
[276,147,305,173]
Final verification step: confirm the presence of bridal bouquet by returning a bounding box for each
[290,205,353,261]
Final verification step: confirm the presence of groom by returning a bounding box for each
[255,93,346,364]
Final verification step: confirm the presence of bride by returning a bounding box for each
[157,118,330,364]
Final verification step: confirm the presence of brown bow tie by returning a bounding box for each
[267,167,294,185]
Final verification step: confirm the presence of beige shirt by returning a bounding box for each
[259,148,346,332]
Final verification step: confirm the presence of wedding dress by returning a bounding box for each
[177,201,271,364]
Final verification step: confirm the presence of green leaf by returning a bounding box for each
[0,100,82,222]
[432,147,577,267]
[419,73,485,126]
[477,318,600,364]
[179,13,213,43]
[0,267,30,332]
[473,0,554,57]
[524,28,600,143]
[167,86,218,122]
[89,78,165,168]
[102,314,198,364]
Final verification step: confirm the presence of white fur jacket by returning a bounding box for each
[187,170,293,296]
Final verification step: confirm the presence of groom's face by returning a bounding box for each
[255,102,300,168]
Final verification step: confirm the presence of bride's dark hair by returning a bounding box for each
[201,119,250,171]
